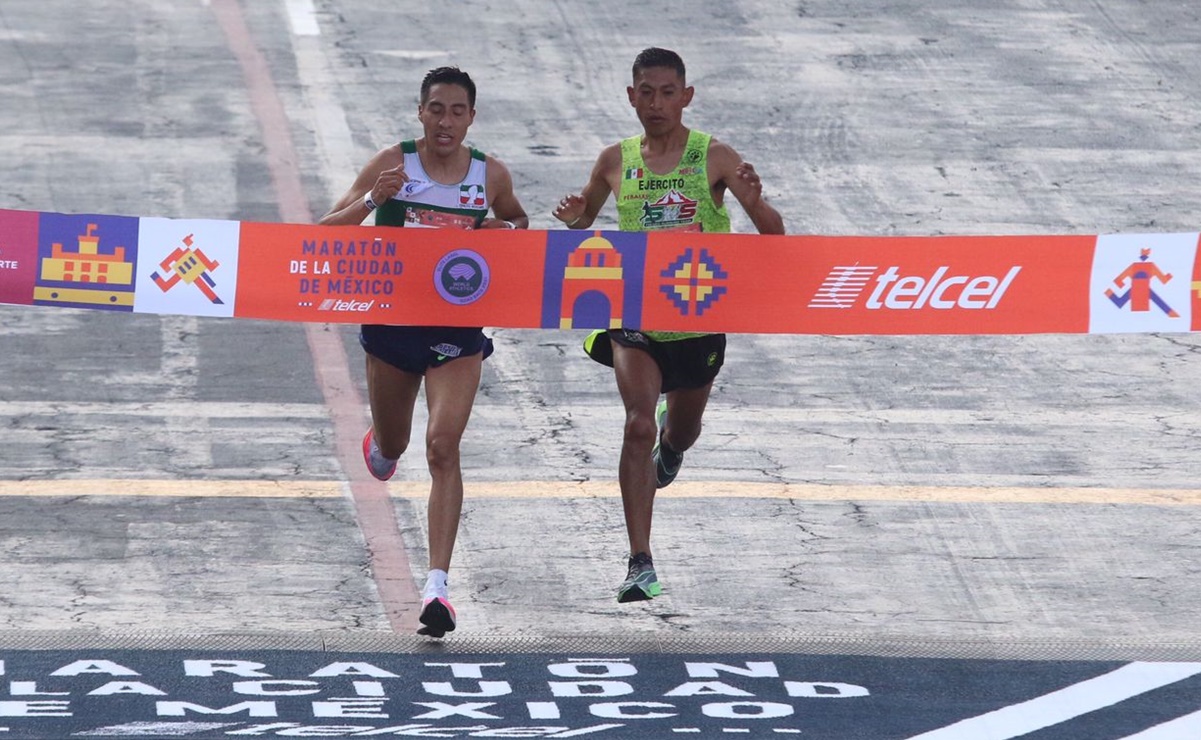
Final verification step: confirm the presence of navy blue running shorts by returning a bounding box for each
[360,325,494,375]
[584,329,725,393]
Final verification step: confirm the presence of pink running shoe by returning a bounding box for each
[362,427,397,481]
[417,597,457,638]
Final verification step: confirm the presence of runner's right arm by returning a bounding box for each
[319,146,407,226]
[553,143,621,229]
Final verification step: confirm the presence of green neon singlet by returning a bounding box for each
[617,130,729,341]
[616,130,730,234]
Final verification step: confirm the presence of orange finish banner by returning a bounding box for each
[1,208,1199,335]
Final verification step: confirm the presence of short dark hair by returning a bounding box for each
[420,66,476,108]
[632,47,686,82]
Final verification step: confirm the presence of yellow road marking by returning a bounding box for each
[0,480,1198,505]
[0,480,345,498]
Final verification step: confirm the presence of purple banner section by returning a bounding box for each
[33,212,141,311]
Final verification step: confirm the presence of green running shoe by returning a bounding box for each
[651,399,682,489]
[617,552,662,602]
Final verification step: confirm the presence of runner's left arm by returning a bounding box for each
[711,140,785,235]
[480,157,529,229]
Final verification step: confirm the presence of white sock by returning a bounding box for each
[423,569,449,601]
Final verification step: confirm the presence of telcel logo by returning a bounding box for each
[318,298,375,312]
[865,266,1021,309]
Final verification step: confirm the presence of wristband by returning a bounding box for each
[503,220,516,229]
[567,216,583,227]
[363,192,378,211]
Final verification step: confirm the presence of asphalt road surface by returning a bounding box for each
[0,1,1200,737]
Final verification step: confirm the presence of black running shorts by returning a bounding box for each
[360,325,494,375]
[585,329,725,393]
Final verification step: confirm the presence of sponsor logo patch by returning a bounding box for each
[809,264,1020,310]
[641,189,698,230]
[317,298,374,312]
[459,184,486,207]
[431,342,462,359]
[434,249,490,305]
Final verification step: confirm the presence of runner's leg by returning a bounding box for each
[612,343,664,557]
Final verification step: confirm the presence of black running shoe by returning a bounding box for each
[652,400,682,489]
[417,597,457,638]
[617,552,662,602]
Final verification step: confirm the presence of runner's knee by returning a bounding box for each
[425,433,462,475]
[623,413,659,451]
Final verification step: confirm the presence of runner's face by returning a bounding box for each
[418,83,475,154]
[628,66,693,136]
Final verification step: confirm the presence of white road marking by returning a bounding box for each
[903,662,1201,739]
[159,315,212,471]
[372,49,452,60]
[1120,709,1201,739]
[284,0,320,36]
[77,721,239,735]
[291,33,358,191]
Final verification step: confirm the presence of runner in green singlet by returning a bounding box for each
[553,47,785,603]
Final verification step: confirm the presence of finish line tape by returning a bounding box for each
[1,207,1199,334]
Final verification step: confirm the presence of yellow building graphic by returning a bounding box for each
[34,223,135,307]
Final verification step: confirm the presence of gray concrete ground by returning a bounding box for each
[0,0,1199,649]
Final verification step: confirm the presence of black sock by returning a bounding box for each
[659,432,682,462]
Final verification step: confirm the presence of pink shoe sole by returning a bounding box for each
[362,427,396,481]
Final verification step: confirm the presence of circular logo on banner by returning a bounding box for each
[434,249,490,305]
